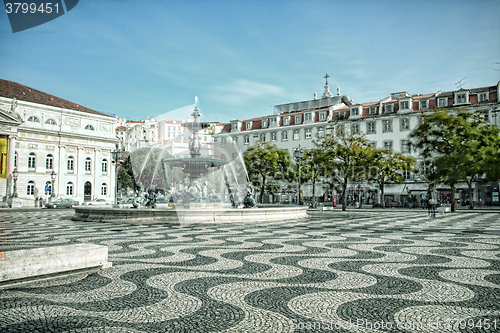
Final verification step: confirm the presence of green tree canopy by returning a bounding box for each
[243,141,294,203]
[410,108,500,210]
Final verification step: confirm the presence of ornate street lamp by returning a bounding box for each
[12,168,18,198]
[293,145,304,205]
[50,170,57,198]
[112,146,124,205]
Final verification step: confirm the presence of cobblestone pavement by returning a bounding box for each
[1,210,500,332]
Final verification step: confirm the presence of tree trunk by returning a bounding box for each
[450,183,456,212]
[342,177,348,211]
[466,178,474,210]
[380,183,385,209]
[312,179,316,207]
[260,176,266,204]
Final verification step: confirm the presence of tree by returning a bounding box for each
[129,147,175,190]
[314,131,374,211]
[243,141,294,203]
[410,108,500,211]
[117,156,134,192]
[302,148,325,207]
[369,149,416,208]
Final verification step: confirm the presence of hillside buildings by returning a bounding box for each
[0,79,118,206]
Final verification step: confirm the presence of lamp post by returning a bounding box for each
[12,168,18,198]
[112,147,123,206]
[50,170,56,198]
[293,145,304,205]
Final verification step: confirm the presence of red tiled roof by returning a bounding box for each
[0,79,112,117]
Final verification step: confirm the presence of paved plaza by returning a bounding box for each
[0,209,499,332]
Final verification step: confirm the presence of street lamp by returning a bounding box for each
[112,146,124,205]
[293,145,304,205]
[12,168,18,198]
[50,170,57,198]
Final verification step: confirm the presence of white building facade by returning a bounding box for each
[0,79,118,206]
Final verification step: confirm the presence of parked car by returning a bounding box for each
[83,199,109,206]
[45,198,78,209]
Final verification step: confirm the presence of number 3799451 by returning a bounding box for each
[5,3,60,14]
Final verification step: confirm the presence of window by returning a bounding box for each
[304,113,312,121]
[438,98,447,107]
[383,120,392,132]
[246,122,252,130]
[45,154,53,170]
[45,118,56,125]
[231,123,238,131]
[369,107,377,115]
[401,139,411,153]
[244,135,249,145]
[27,181,35,196]
[284,117,290,125]
[351,123,360,135]
[101,183,107,196]
[66,182,74,195]
[305,128,312,139]
[401,118,410,131]
[370,141,377,148]
[270,117,277,126]
[27,116,40,123]
[67,156,74,173]
[385,105,393,113]
[102,159,108,174]
[367,121,376,134]
[260,133,266,141]
[221,137,226,146]
[271,132,277,141]
[384,140,393,151]
[232,136,238,145]
[400,101,409,110]
[319,112,326,121]
[262,120,268,128]
[479,92,488,102]
[337,124,345,136]
[84,125,94,130]
[28,152,36,170]
[85,157,92,174]
[351,107,359,116]
[293,129,300,140]
[282,131,288,141]
[317,127,325,137]
[420,101,427,110]
[295,115,301,124]
[456,93,467,104]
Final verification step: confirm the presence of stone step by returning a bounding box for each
[0,244,111,289]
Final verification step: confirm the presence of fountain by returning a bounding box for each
[72,100,308,225]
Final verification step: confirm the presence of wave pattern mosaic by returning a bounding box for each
[1,210,499,332]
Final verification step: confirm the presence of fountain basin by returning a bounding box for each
[72,206,308,225]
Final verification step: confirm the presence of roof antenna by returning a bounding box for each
[455,77,466,89]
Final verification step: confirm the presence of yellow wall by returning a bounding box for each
[0,137,8,179]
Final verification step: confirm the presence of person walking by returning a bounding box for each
[429,185,438,218]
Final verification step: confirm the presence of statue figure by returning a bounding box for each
[202,181,209,200]
[313,92,317,100]
[145,189,157,208]
[132,187,148,208]
[243,182,257,208]
[337,87,341,96]
[189,132,201,155]
[10,98,17,113]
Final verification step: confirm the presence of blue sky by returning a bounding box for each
[1,0,499,123]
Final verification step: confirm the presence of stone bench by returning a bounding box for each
[0,244,111,289]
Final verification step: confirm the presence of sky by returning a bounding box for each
[1,0,499,123]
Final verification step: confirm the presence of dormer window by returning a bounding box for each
[262,119,268,128]
[270,117,277,126]
[350,107,360,116]
[479,92,489,102]
[304,113,312,122]
[454,92,469,105]
[369,107,377,115]
[319,112,326,121]
[246,122,252,130]
[295,115,301,124]
[385,105,393,113]
[231,122,239,131]
[420,101,427,110]
[400,101,409,110]
[456,93,466,103]
[284,117,290,125]
[438,98,447,107]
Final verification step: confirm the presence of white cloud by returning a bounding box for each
[209,79,286,105]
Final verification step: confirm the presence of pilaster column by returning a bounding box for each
[7,136,16,197]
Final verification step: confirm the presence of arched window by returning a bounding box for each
[45,118,56,125]
[67,156,74,173]
[27,116,40,123]
[101,159,108,174]
[85,157,92,174]
[46,154,53,170]
[101,183,107,196]
[27,181,35,195]
[66,182,74,195]
[84,125,94,130]
[28,152,36,170]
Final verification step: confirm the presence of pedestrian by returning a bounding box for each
[429,185,438,218]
